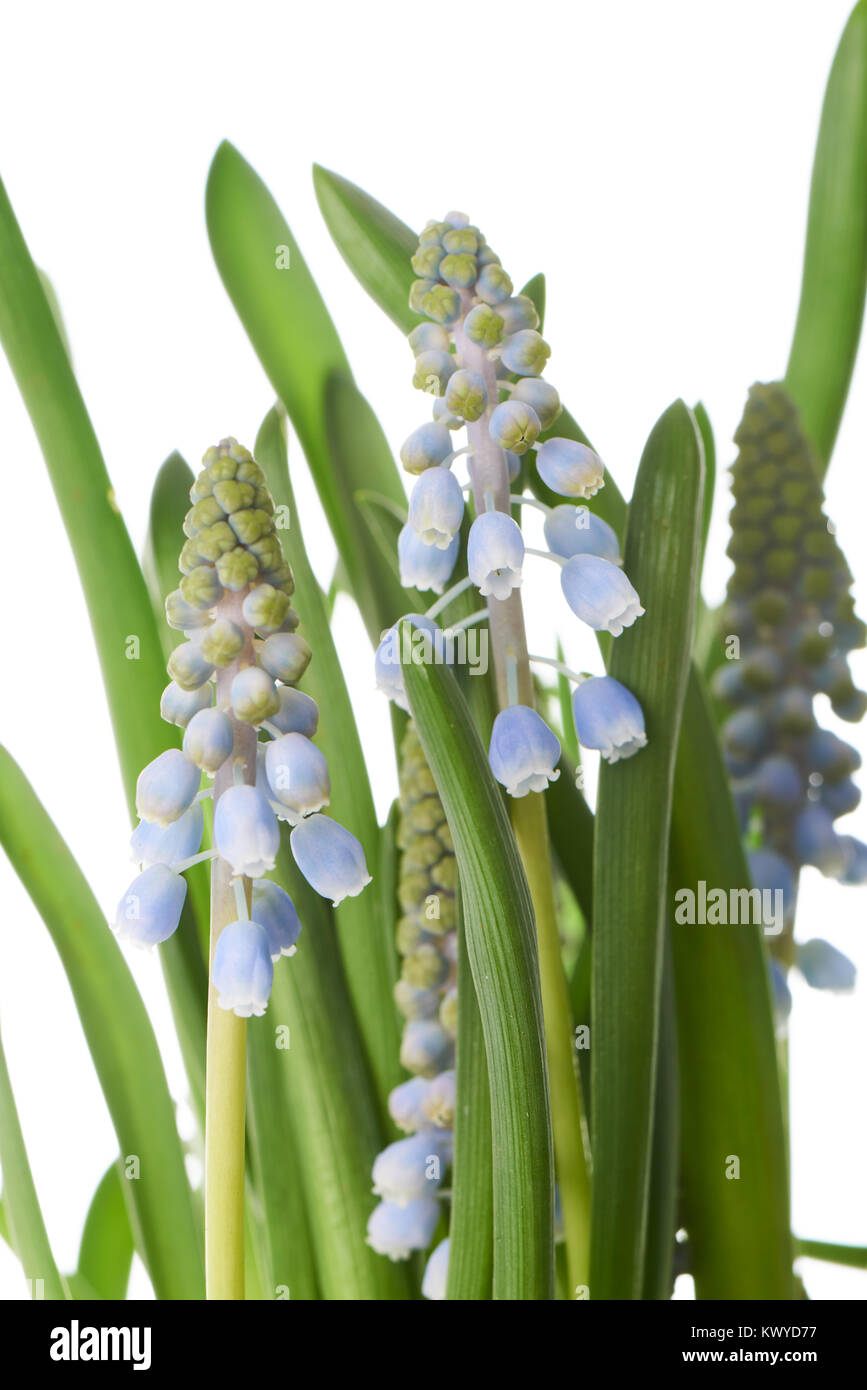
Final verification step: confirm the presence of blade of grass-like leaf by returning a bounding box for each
[268,839,411,1300]
[75,1161,133,1301]
[590,400,704,1300]
[795,1239,867,1269]
[692,400,716,564]
[256,407,402,1107]
[0,748,204,1300]
[313,165,420,333]
[0,1024,67,1300]
[206,144,409,643]
[402,630,554,1300]
[0,178,207,1116]
[641,933,679,1300]
[670,676,793,1298]
[785,0,867,470]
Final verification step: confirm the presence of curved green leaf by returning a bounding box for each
[785,0,867,470]
[313,164,419,333]
[590,400,704,1300]
[0,178,207,1116]
[75,1161,133,1301]
[0,749,204,1300]
[670,677,793,1298]
[402,630,554,1300]
[0,1024,67,1299]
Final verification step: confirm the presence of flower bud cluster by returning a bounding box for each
[115,438,371,1015]
[716,384,866,986]
[366,721,455,1290]
[379,212,649,795]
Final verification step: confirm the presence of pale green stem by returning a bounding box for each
[205,590,256,1301]
[455,296,591,1292]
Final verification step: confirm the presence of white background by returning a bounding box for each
[0,0,864,1299]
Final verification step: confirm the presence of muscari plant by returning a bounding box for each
[2,2,867,1302]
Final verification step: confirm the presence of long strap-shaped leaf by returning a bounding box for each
[70,1161,134,1301]
[590,400,704,1300]
[206,143,409,642]
[785,0,867,471]
[255,407,402,1110]
[670,679,794,1298]
[0,749,204,1300]
[402,634,554,1300]
[0,176,207,1113]
[0,1024,67,1299]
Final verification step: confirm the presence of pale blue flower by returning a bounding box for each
[408,467,465,549]
[230,666,281,725]
[753,755,803,808]
[114,864,187,948]
[820,777,861,818]
[214,784,280,877]
[536,438,604,498]
[251,878,302,960]
[793,804,847,876]
[468,512,525,600]
[488,400,541,455]
[836,836,867,884]
[797,938,857,992]
[366,1197,440,1261]
[159,680,213,728]
[399,422,454,475]
[499,327,549,374]
[394,977,441,1020]
[421,1070,456,1128]
[182,707,234,774]
[571,676,647,764]
[372,1131,450,1205]
[768,959,792,1037]
[543,505,620,563]
[560,554,644,635]
[422,1238,450,1300]
[375,615,448,712]
[476,263,513,306]
[290,813,372,905]
[259,633,312,685]
[511,377,560,428]
[400,1019,453,1077]
[388,1077,433,1133]
[130,801,204,869]
[398,524,460,594]
[489,705,561,797]
[498,295,540,334]
[265,732,330,818]
[408,323,451,355]
[269,686,320,737]
[747,848,796,925]
[166,639,215,692]
[212,919,274,1017]
[136,749,201,827]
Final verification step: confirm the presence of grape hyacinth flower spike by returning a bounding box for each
[119,436,373,1297]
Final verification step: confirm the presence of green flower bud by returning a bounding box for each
[167,640,215,691]
[420,283,462,324]
[165,588,213,630]
[412,349,456,396]
[403,944,449,990]
[184,496,223,536]
[213,479,256,514]
[464,303,504,348]
[247,533,284,573]
[408,322,451,356]
[439,988,458,1037]
[180,565,224,611]
[442,227,479,254]
[197,618,245,668]
[261,564,296,597]
[411,244,444,279]
[216,546,260,591]
[194,520,238,562]
[229,507,273,545]
[418,220,450,247]
[410,277,438,313]
[476,264,513,305]
[178,537,202,575]
[444,368,488,422]
[242,583,291,633]
[230,666,281,724]
[439,252,478,289]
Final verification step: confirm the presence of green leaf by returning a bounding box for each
[446,895,493,1301]
[590,400,704,1300]
[795,1239,867,1270]
[0,1023,67,1299]
[0,177,207,1116]
[785,0,867,470]
[692,400,716,564]
[402,630,554,1299]
[0,749,204,1300]
[267,841,410,1300]
[256,407,403,1108]
[75,1161,134,1301]
[641,934,679,1300]
[670,676,793,1298]
[313,164,420,333]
